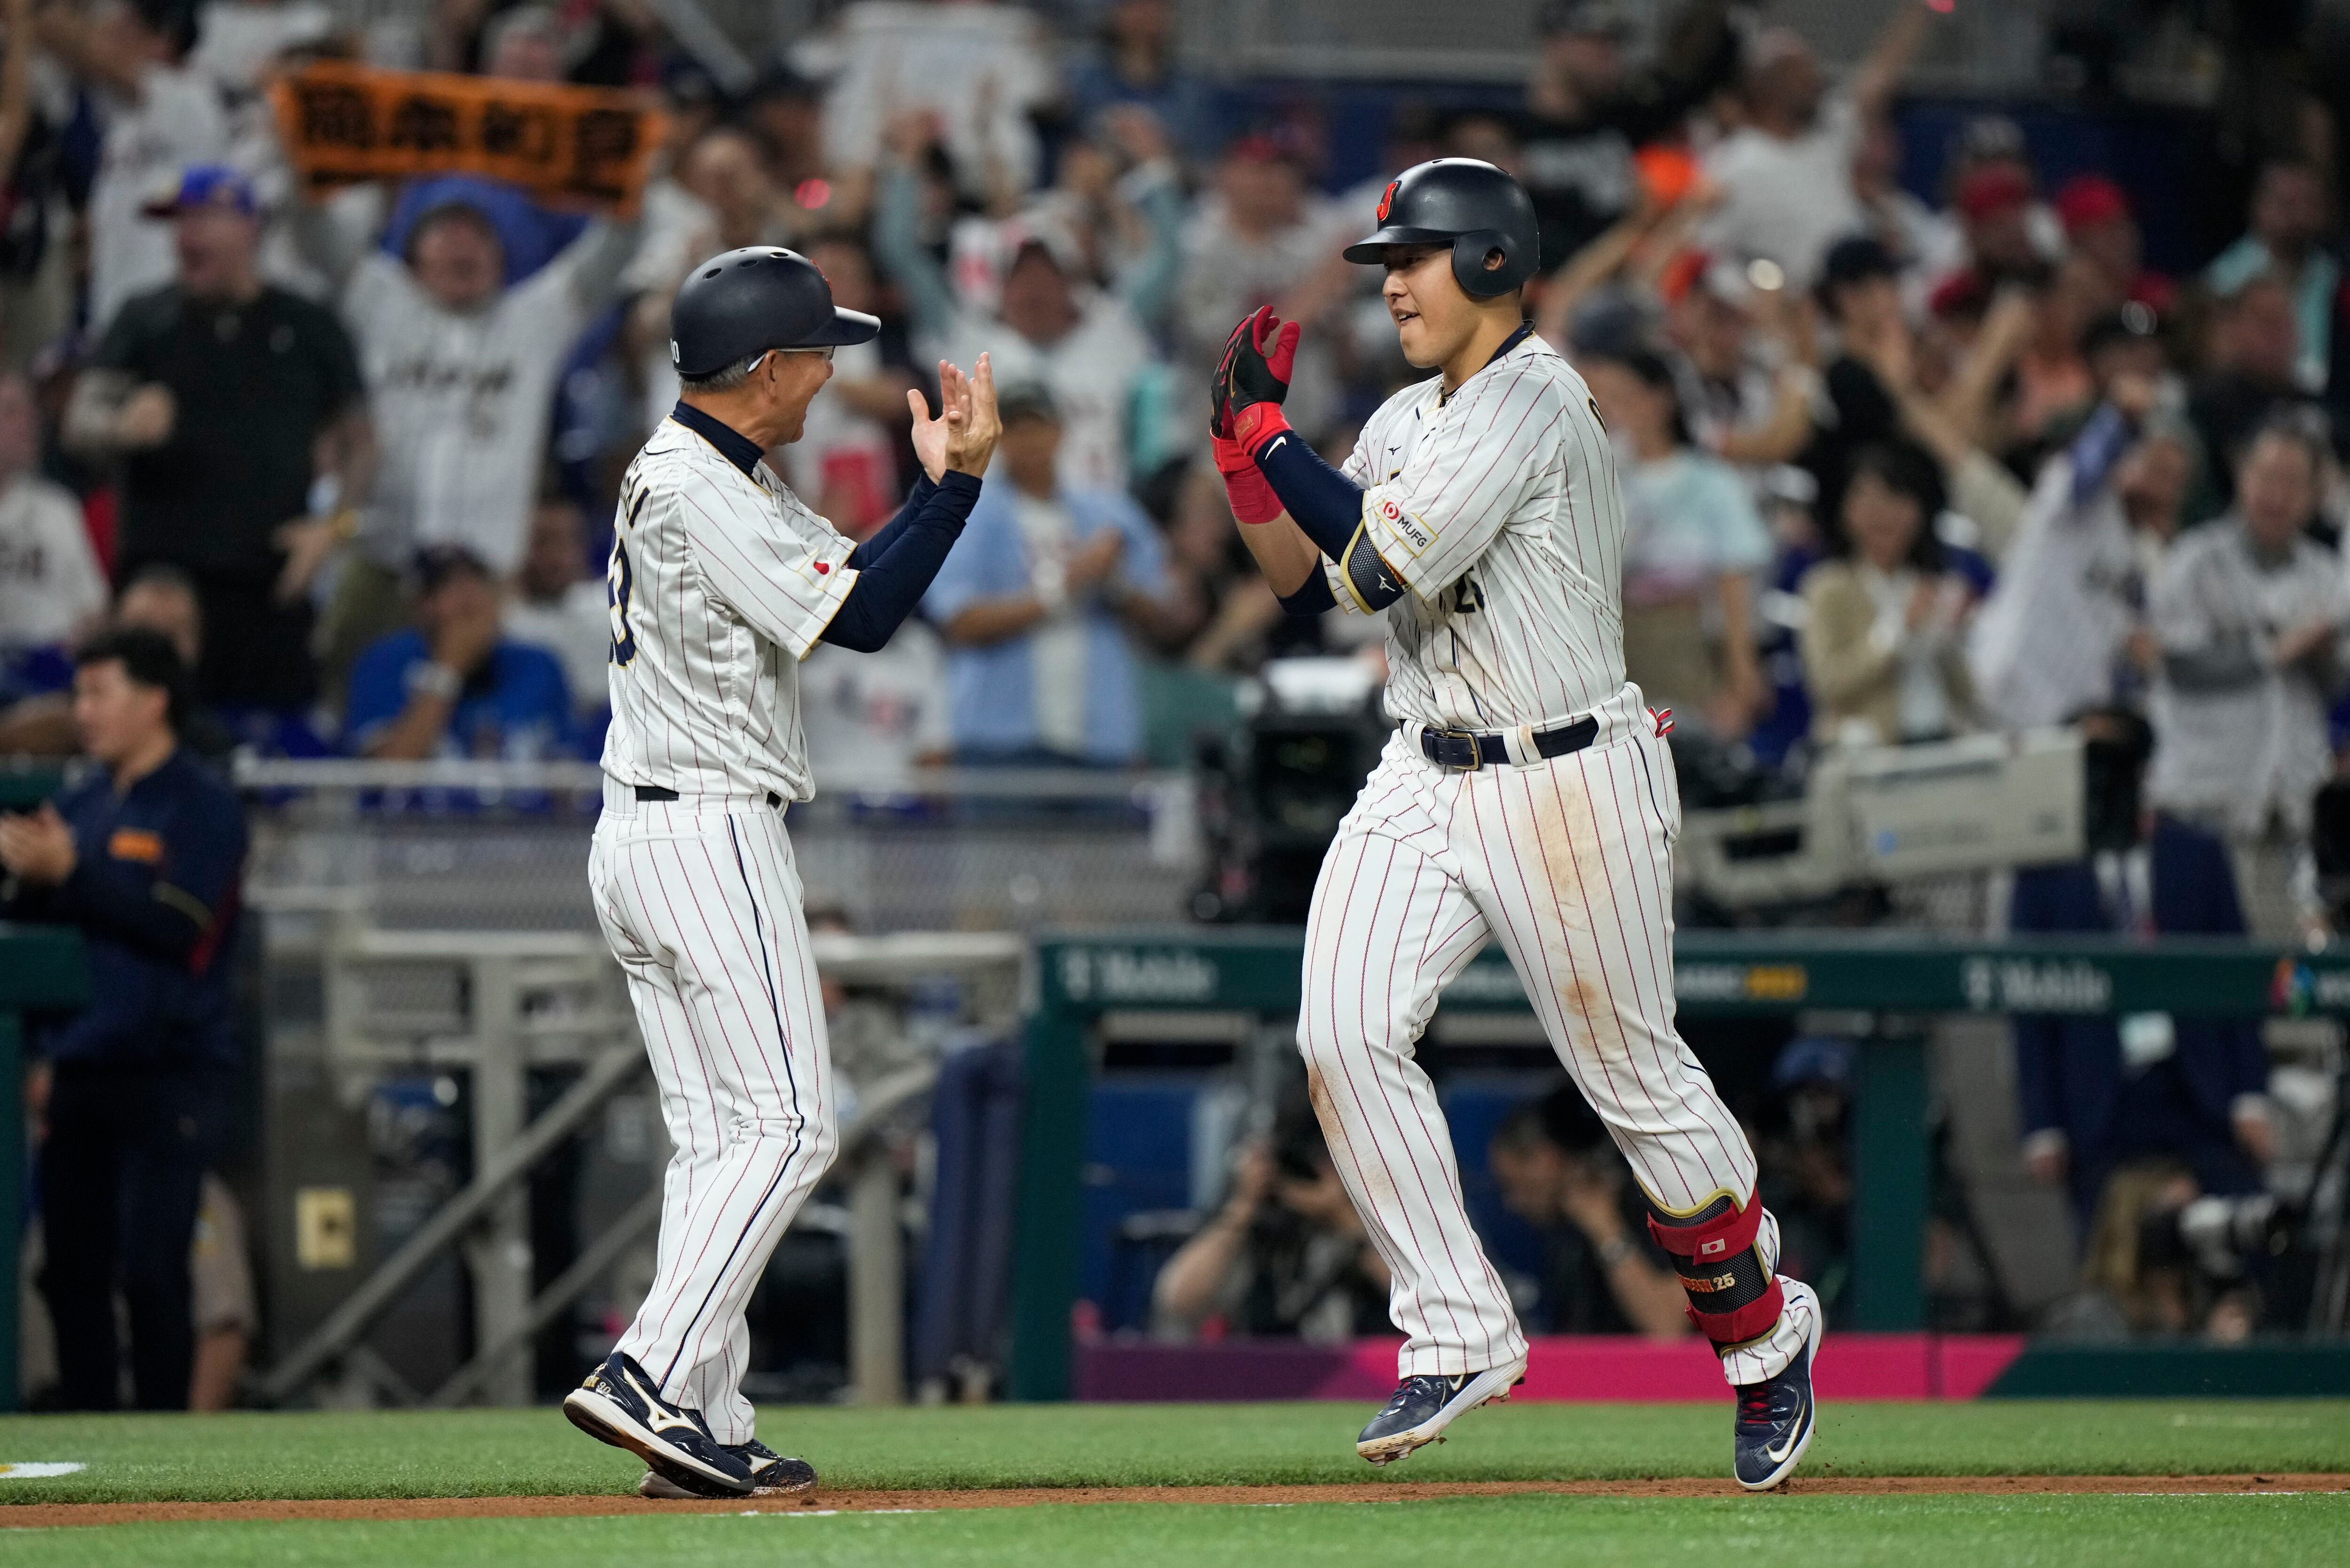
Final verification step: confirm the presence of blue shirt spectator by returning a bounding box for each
[924,387,1176,765]
[345,546,575,760]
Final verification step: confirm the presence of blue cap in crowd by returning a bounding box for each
[143,164,258,219]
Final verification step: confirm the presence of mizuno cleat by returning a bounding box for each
[639,1439,818,1500]
[563,1351,754,1498]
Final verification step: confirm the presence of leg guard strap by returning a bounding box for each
[1646,1192,1786,1348]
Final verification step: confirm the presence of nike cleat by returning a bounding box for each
[1355,1357,1527,1465]
[639,1439,818,1500]
[1732,1280,1823,1491]
[563,1351,754,1498]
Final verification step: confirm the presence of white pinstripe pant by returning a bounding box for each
[1298,715,1811,1387]
[589,787,838,1445]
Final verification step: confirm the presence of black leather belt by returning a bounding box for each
[1416,715,1599,772]
[635,784,783,808]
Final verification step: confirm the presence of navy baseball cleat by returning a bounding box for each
[1732,1280,1823,1491]
[639,1439,818,1500]
[563,1351,754,1498]
[1355,1357,1526,1465]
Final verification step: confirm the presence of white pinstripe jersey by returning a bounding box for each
[600,416,861,802]
[1331,332,1627,732]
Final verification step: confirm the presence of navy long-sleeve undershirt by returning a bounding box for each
[822,470,982,651]
[1251,429,1366,560]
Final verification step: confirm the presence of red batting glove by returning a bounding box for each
[1213,433,1283,525]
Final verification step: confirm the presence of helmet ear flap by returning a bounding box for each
[1450,229,1533,298]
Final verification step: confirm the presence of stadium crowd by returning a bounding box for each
[5,0,2349,1392]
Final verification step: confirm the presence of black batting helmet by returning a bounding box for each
[1343,158,1539,298]
[669,246,880,380]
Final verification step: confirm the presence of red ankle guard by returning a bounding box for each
[1646,1191,1786,1347]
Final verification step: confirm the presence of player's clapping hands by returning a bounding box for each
[906,352,1002,481]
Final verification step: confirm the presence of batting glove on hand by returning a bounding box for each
[1212,433,1283,525]
[1209,311,1256,439]
[1220,307,1301,452]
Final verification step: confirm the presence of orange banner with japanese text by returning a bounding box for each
[269,62,666,215]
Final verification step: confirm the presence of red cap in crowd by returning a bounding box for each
[1956,163,2033,222]
[2053,174,2131,235]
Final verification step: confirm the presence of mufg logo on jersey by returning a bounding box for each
[1058,948,1219,1005]
[1960,958,2113,1014]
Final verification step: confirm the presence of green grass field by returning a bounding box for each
[2,1401,2346,1566]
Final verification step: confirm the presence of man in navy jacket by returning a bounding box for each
[2011,711,2273,1233]
[0,628,247,1408]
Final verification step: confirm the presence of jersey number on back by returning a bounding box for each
[608,539,637,666]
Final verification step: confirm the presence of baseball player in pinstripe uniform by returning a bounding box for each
[562,248,999,1500]
[1210,160,1822,1490]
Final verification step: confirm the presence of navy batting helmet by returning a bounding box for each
[1342,158,1539,298]
[668,247,880,380]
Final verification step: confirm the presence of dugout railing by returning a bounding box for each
[1008,928,2350,1402]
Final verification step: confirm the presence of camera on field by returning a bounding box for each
[2138,1193,2301,1282]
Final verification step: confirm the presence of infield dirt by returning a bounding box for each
[5,1473,2346,1528]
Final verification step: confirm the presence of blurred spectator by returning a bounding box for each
[1755,1036,1853,1310]
[2146,417,2348,939]
[1798,441,1977,748]
[1971,386,2197,732]
[40,0,232,334]
[1664,254,1819,472]
[502,496,610,725]
[740,63,838,220]
[1800,235,1907,525]
[798,620,951,792]
[2186,272,2309,513]
[1033,108,1185,335]
[2,628,246,1410]
[1515,0,1739,274]
[0,564,240,760]
[1155,460,1286,670]
[1947,162,2052,296]
[293,179,640,680]
[2207,157,2335,394]
[65,166,371,713]
[924,385,1177,766]
[1695,2,1935,290]
[0,0,65,372]
[2013,709,2272,1232]
[877,131,1154,491]
[1485,1085,1688,1339]
[676,126,807,255]
[2054,175,2173,316]
[1880,288,2038,557]
[784,236,917,536]
[1065,0,1216,166]
[1176,133,1354,445]
[345,545,573,760]
[2070,1159,2263,1340]
[1151,1110,1390,1343]
[818,0,1056,215]
[0,371,106,684]
[1581,345,1770,736]
[188,0,336,95]
[1851,111,1959,286]
[187,1170,257,1410]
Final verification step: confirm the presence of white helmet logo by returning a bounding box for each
[669,338,680,366]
